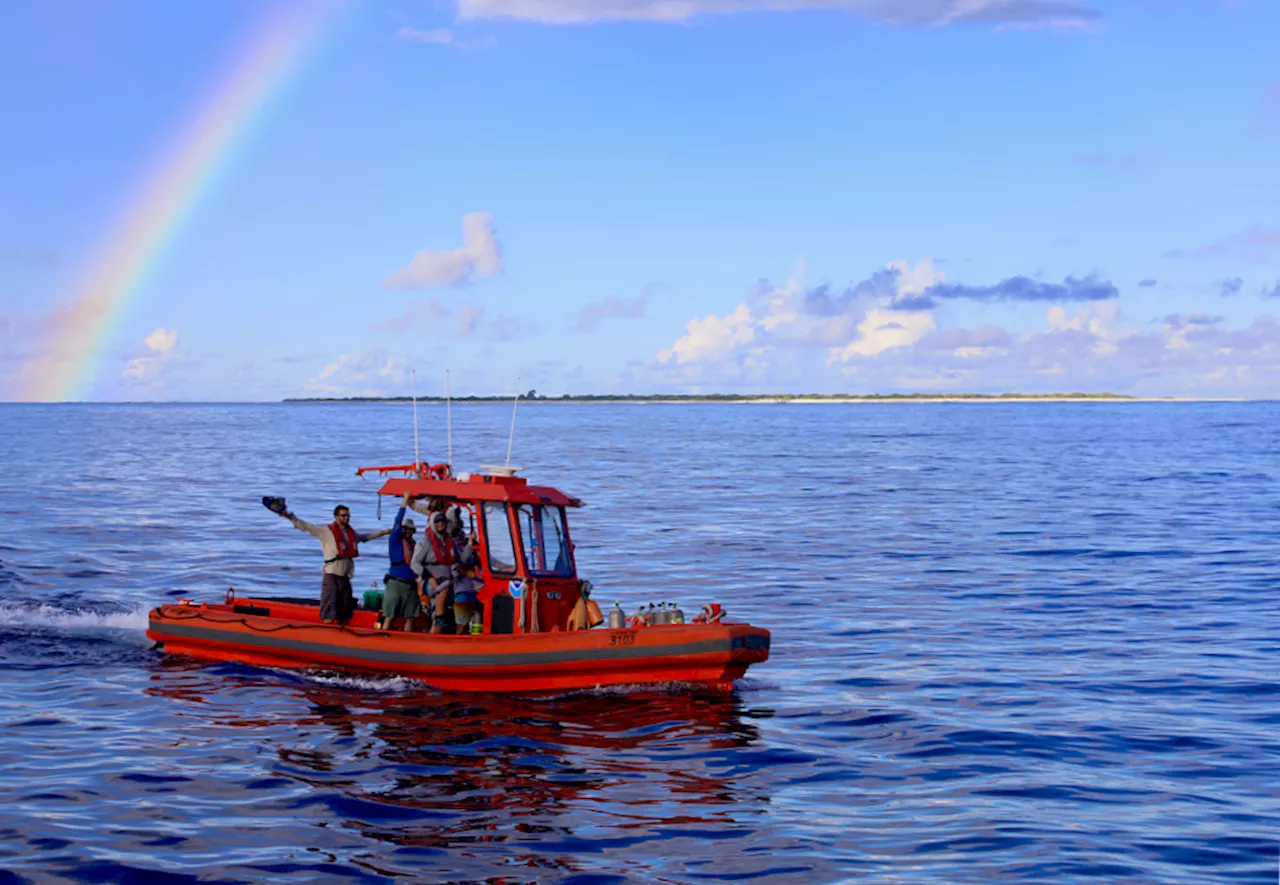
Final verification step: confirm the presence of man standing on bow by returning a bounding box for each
[276,503,391,625]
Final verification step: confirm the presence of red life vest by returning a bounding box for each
[426,528,456,566]
[329,522,360,560]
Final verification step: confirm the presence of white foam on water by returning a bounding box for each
[0,604,151,631]
[295,670,428,694]
[534,680,721,701]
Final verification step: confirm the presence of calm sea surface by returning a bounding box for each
[0,402,1276,884]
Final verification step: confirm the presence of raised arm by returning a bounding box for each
[389,493,410,536]
[286,513,327,541]
[458,531,479,568]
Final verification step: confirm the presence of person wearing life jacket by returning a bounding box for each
[278,503,391,625]
[411,509,478,634]
[376,493,424,631]
[452,561,483,634]
[409,497,468,544]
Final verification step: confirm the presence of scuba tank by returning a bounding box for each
[655,602,671,625]
[641,604,655,627]
[670,603,685,624]
[608,602,626,629]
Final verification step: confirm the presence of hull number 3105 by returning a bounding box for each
[609,631,637,647]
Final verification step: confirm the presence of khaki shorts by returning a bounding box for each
[454,600,478,630]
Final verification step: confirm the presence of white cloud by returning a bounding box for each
[144,327,178,354]
[887,257,944,297]
[456,0,1099,27]
[639,259,1280,396]
[653,258,941,376]
[1046,302,1124,355]
[383,212,503,289]
[831,307,935,360]
[305,350,407,397]
[122,328,179,381]
[658,303,756,364]
[121,358,159,380]
[953,345,1006,359]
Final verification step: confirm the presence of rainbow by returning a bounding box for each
[22,3,341,402]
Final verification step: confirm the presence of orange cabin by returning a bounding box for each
[358,461,586,636]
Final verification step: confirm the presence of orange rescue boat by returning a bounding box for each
[147,462,770,693]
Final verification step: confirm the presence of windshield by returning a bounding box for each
[515,504,574,577]
[482,501,518,575]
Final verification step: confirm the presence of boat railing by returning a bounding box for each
[356,461,452,481]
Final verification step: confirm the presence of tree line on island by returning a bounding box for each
[284,391,1138,403]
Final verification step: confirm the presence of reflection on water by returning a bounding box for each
[135,661,779,882]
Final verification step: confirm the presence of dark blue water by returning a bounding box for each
[0,402,1276,884]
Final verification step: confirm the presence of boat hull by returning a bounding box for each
[147,600,770,693]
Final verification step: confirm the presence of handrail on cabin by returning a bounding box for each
[355,462,453,481]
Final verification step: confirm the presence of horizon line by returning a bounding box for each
[1,393,1275,405]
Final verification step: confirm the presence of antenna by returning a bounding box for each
[411,369,421,471]
[446,369,453,470]
[506,376,521,468]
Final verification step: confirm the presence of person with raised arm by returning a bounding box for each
[376,493,425,631]
[269,499,391,625]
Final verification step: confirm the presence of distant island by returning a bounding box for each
[285,391,1152,404]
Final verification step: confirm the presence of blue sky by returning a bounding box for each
[2,0,1278,400]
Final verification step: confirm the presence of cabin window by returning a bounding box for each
[515,503,574,577]
[482,502,518,575]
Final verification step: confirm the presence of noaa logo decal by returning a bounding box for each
[508,580,524,599]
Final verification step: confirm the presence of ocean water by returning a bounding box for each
[0,402,1276,884]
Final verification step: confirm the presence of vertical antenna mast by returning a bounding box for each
[411,369,421,470]
[506,376,521,468]
[446,369,453,470]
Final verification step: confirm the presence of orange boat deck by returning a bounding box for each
[147,598,771,693]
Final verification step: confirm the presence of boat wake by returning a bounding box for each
[0,603,150,632]
[532,680,735,701]
[285,668,431,695]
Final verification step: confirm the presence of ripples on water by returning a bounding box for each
[0,403,1276,883]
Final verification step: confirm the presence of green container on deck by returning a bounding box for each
[363,589,384,611]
